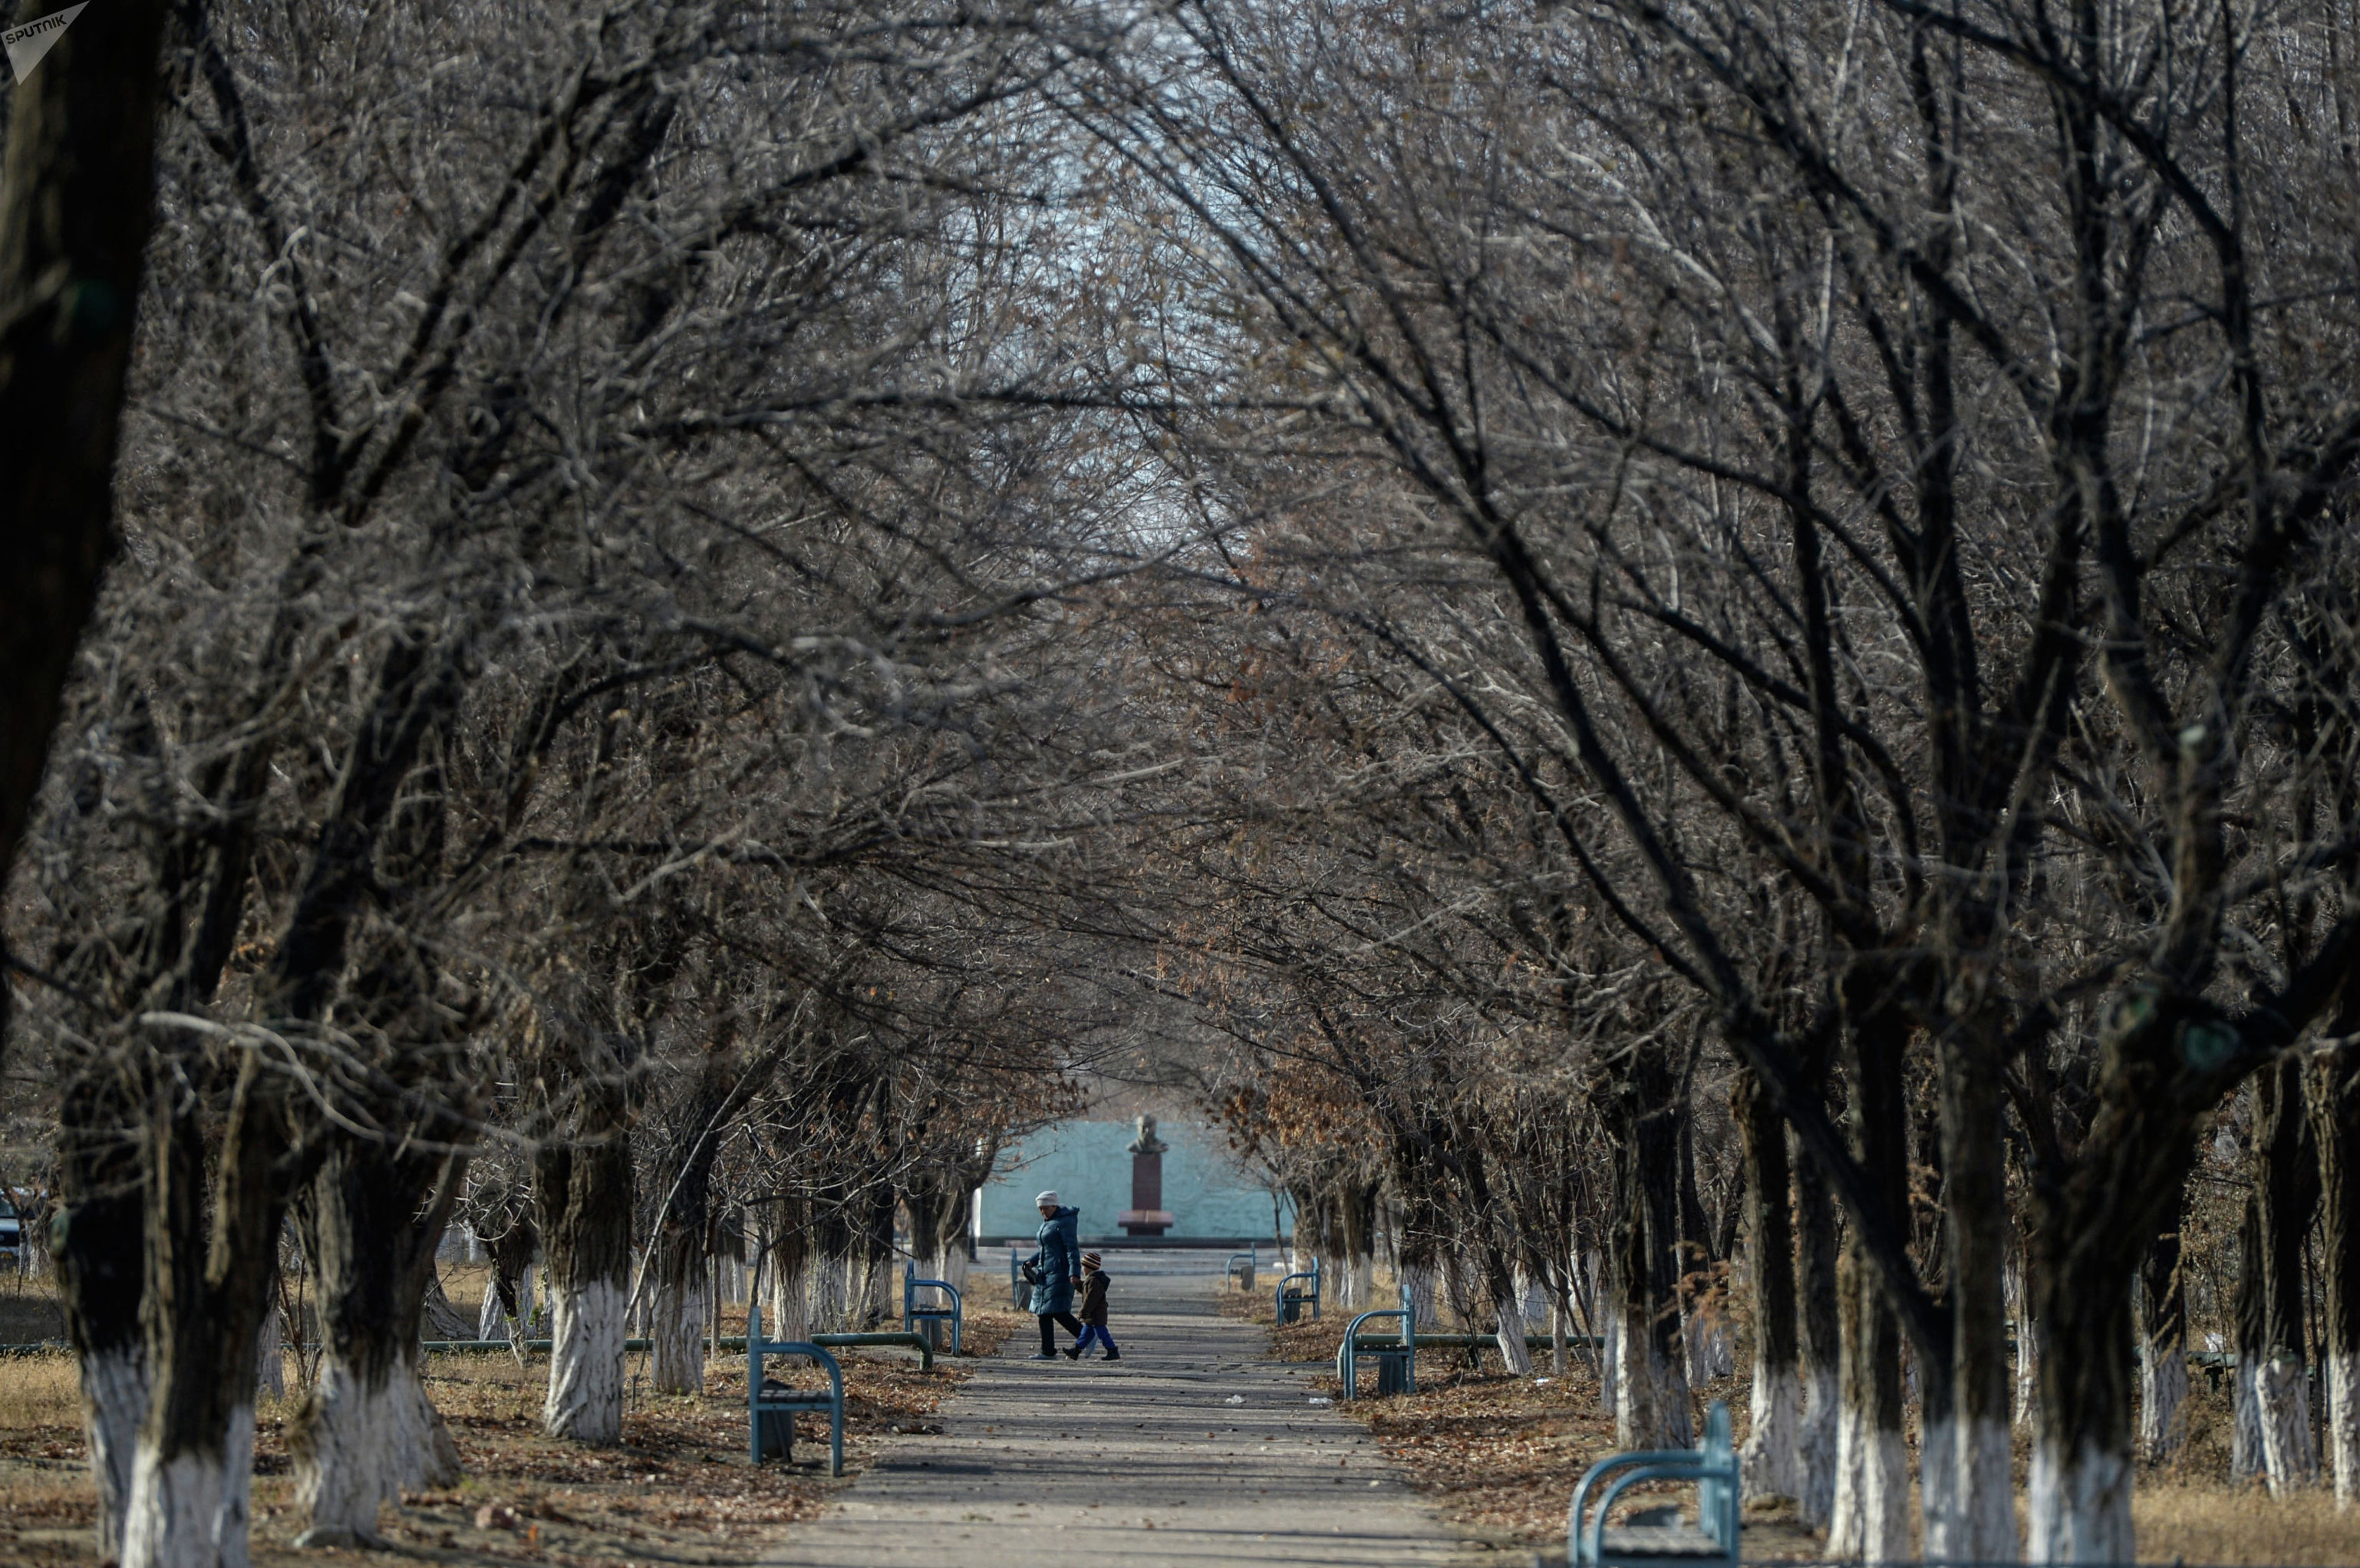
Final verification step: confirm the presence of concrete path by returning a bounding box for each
[765,1250,1473,1568]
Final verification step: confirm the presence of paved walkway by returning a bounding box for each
[764,1251,1472,1567]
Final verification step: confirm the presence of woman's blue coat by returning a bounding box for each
[1025,1206,1081,1315]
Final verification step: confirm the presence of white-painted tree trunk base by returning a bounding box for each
[291,1358,461,1545]
[810,1255,849,1334]
[121,1405,255,1568]
[543,1277,626,1444]
[2138,1339,2188,1462]
[1614,1329,1691,1450]
[2026,1435,2131,1563]
[1599,1312,1621,1418]
[769,1259,811,1341]
[79,1342,144,1558]
[1739,1363,1804,1502]
[2257,1356,2318,1494]
[2327,1351,2357,1508]
[1495,1303,1534,1375]
[2233,1359,2263,1479]
[651,1275,708,1395]
[1797,1365,1837,1528]
[1922,1414,2016,1560]
[1920,1412,1962,1561]
[1827,1411,1908,1562]
[1961,1415,2018,1560]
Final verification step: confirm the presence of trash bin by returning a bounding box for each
[1281,1288,1304,1324]
[1373,1349,1413,1397]
[915,1314,946,1352]
[756,1400,796,1461]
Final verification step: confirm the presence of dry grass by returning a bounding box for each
[1218,1279,2360,1565]
[0,1303,1029,1565]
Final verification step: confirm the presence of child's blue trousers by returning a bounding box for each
[1074,1323,1119,1355]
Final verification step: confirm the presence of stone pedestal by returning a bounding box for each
[1120,1115,1173,1237]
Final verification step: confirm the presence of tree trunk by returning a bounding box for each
[2237,1060,2319,1493]
[648,1085,727,1393]
[2135,1185,2190,1464]
[0,0,176,1043]
[54,1077,149,1559]
[287,1139,466,1546]
[1827,1242,1910,1563]
[1735,1068,1805,1503]
[1828,978,1910,1562]
[1794,1135,1840,1527]
[2310,1039,2358,1506]
[1487,1245,1534,1375]
[255,1309,284,1402]
[1934,1034,2014,1562]
[649,1255,707,1395]
[536,1125,633,1444]
[1337,1180,1377,1312]
[1608,1084,1692,1449]
[121,1063,288,1568]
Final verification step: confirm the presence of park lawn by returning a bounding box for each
[0,1273,1024,1566]
[1219,1279,2354,1565]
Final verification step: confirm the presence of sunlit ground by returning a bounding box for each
[0,1269,1023,1565]
[1221,1283,2360,1566]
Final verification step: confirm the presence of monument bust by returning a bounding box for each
[1126,1112,1169,1155]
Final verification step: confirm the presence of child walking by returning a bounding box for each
[1071,1252,1120,1361]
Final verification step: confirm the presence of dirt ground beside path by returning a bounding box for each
[0,1305,1027,1566]
[1221,1286,2358,1565]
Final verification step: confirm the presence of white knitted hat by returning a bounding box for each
[1034,1190,1060,1207]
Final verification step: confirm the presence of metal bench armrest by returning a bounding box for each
[1580,1460,1721,1565]
[1568,1452,1705,1564]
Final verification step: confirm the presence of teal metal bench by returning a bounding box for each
[1226,1245,1258,1292]
[902,1263,964,1355]
[1275,1255,1323,1322]
[1567,1400,1737,1566]
[1335,1289,1416,1400]
[747,1300,843,1476]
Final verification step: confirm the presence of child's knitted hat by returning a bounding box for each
[1081,1251,1103,1268]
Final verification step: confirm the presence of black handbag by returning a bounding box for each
[1019,1259,1042,1285]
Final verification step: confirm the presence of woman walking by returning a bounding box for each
[1023,1191,1083,1359]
